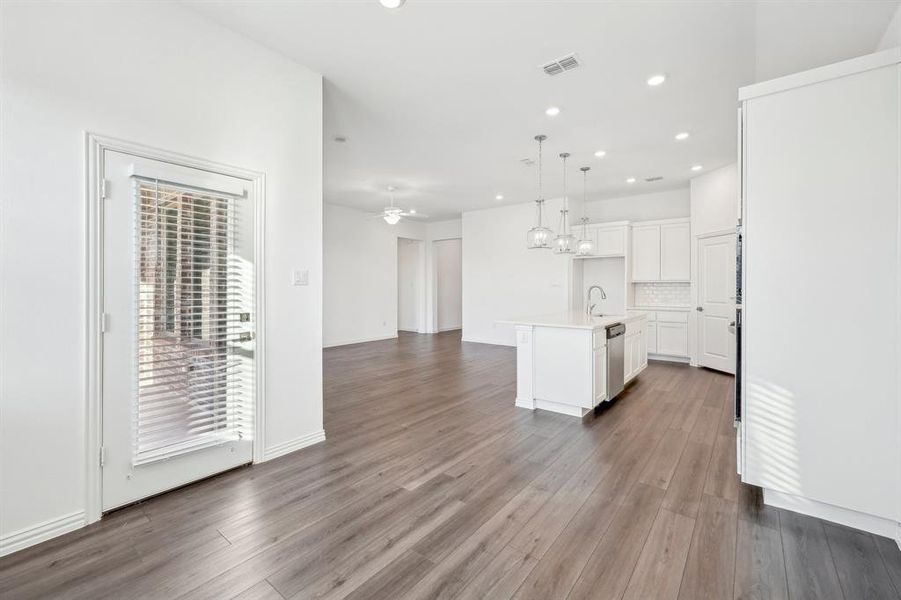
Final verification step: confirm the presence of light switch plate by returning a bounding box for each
[292,269,309,286]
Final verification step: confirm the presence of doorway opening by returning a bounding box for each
[397,237,424,333]
[433,238,462,332]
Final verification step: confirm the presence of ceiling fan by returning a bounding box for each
[371,186,428,225]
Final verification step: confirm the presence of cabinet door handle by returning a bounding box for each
[696,306,704,312]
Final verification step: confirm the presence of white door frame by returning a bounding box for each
[85,133,266,524]
[690,228,737,370]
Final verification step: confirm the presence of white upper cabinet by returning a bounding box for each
[630,219,690,282]
[660,222,690,281]
[595,224,627,256]
[631,225,661,281]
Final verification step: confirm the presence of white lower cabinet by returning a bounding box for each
[657,322,688,357]
[624,318,648,384]
[639,328,647,370]
[593,346,607,405]
[646,323,657,354]
[624,334,635,381]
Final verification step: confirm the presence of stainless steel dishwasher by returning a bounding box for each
[605,323,626,401]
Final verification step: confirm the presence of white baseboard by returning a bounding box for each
[323,334,397,348]
[648,354,690,364]
[0,510,86,557]
[516,396,589,418]
[261,429,326,462]
[515,396,536,410]
[764,489,901,544]
[535,398,591,418]
[438,326,462,332]
[461,336,514,347]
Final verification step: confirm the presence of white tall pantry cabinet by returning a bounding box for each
[740,48,901,542]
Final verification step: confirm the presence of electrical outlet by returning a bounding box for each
[292,269,309,286]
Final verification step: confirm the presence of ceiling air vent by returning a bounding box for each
[645,176,664,182]
[541,53,581,76]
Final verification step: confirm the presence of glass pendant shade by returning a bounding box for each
[383,213,401,225]
[527,198,552,248]
[527,134,554,250]
[575,166,594,256]
[554,232,576,254]
[527,224,553,249]
[553,152,575,254]
[577,218,595,256]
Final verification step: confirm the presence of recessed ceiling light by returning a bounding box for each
[495,194,504,200]
[646,74,667,86]
[378,0,405,8]
[626,177,637,183]
[675,132,690,141]
[594,150,606,158]
[691,165,703,171]
[545,106,561,117]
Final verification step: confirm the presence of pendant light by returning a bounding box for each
[553,152,576,254]
[526,135,554,249]
[576,166,595,256]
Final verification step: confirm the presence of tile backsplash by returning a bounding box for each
[633,282,690,307]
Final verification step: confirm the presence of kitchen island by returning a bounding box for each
[499,311,648,417]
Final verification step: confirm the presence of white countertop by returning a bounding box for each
[630,305,691,311]
[498,310,646,330]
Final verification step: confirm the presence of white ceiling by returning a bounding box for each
[186,0,899,220]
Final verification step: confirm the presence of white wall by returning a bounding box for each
[462,199,571,346]
[397,238,423,332]
[0,2,323,552]
[878,3,901,50]
[434,239,462,331]
[323,204,461,345]
[323,204,423,346]
[690,163,739,236]
[583,188,690,222]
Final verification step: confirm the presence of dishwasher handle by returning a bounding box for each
[606,323,626,339]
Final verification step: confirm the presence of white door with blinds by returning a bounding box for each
[102,151,255,511]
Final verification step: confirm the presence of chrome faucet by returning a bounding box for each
[586,285,607,316]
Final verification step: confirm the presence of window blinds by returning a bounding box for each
[133,179,253,466]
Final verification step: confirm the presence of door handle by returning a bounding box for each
[728,321,736,335]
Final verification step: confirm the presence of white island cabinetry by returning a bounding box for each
[501,312,647,418]
[624,318,646,383]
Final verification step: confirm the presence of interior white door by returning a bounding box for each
[102,151,254,511]
[697,233,736,374]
